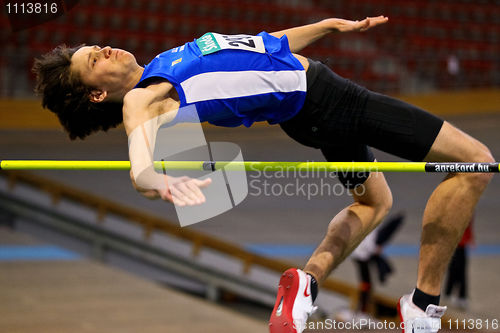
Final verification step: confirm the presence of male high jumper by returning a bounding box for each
[33,16,494,333]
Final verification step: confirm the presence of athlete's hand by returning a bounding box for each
[327,16,389,33]
[131,170,212,206]
[161,176,212,206]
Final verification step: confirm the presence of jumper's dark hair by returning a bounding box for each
[32,44,123,140]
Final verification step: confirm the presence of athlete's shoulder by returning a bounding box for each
[123,80,177,133]
[126,79,173,105]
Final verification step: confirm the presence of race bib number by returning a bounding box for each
[196,33,266,55]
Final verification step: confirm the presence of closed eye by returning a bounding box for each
[89,46,100,69]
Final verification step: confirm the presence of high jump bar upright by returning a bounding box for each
[0,160,499,173]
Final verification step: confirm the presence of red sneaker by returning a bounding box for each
[269,268,317,333]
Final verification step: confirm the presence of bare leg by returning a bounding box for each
[417,121,494,295]
[304,171,393,282]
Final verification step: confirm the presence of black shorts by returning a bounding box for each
[280,59,444,189]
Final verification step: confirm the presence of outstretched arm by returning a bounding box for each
[124,88,211,206]
[270,16,389,53]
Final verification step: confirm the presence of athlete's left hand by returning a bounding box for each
[164,175,212,207]
[327,16,389,33]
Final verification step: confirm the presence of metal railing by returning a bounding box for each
[0,170,399,319]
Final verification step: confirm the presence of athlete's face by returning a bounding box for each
[71,45,138,101]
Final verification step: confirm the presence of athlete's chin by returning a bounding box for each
[122,51,137,64]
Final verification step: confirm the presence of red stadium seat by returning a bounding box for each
[2,0,497,96]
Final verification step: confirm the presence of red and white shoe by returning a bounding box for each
[398,291,447,333]
[269,268,317,333]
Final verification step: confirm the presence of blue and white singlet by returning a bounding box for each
[135,32,306,127]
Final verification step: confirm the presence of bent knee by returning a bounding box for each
[463,170,494,191]
[353,174,393,223]
[374,186,393,218]
[469,142,495,164]
[461,144,495,188]
[375,190,393,222]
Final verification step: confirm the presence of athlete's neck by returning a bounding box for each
[108,66,145,103]
[127,66,145,94]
